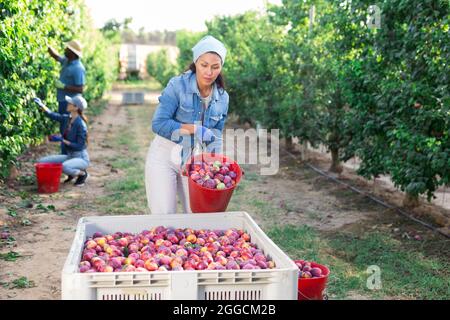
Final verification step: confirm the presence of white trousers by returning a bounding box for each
[145,135,191,214]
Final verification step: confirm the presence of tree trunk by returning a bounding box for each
[285,136,294,152]
[7,163,19,183]
[243,120,252,130]
[329,148,343,174]
[403,193,420,208]
[301,141,309,161]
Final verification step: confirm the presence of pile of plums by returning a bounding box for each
[79,226,276,273]
[189,160,237,190]
[295,260,324,278]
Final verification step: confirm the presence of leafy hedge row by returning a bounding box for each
[0,0,117,179]
[146,49,178,87]
[145,30,206,87]
[203,0,449,202]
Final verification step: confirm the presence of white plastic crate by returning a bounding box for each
[61,211,298,300]
[122,92,144,105]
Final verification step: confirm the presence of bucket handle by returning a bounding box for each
[298,289,328,301]
[182,143,201,177]
[298,290,314,301]
[181,145,244,177]
[182,168,243,177]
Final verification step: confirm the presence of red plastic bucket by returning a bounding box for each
[35,163,63,194]
[296,260,330,300]
[185,153,242,213]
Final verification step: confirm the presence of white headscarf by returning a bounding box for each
[192,35,227,66]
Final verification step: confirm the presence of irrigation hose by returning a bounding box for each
[283,150,450,239]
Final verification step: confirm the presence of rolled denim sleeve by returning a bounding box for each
[151,80,182,141]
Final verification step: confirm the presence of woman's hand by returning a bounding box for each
[180,124,196,135]
[195,125,214,142]
[33,97,49,112]
[63,139,71,145]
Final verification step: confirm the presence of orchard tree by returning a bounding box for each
[0,0,117,179]
[146,49,179,87]
[341,0,450,205]
[207,12,285,127]
[268,1,322,154]
[176,30,205,71]
[269,0,353,171]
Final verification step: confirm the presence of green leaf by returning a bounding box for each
[10,277,35,289]
[0,251,21,262]
[7,209,17,217]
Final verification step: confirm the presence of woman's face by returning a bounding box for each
[67,103,77,112]
[195,52,222,88]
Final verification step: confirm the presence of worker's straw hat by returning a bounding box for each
[66,40,83,58]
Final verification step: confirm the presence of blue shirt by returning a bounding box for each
[152,70,229,164]
[57,57,86,102]
[44,110,89,161]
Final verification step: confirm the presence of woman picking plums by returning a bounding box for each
[33,95,90,186]
[146,35,229,214]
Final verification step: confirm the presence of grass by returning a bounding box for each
[328,231,449,299]
[242,171,260,182]
[94,105,150,214]
[86,98,109,117]
[266,225,365,299]
[265,224,450,300]
[227,177,273,220]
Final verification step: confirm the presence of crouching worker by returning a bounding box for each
[33,95,90,186]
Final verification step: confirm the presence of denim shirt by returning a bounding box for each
[57,57,86,102]
[44,111,89,162]
[152,70,229,164]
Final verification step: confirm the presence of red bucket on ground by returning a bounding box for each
[296,260,330,300]
[185,153,242,213]
[35,163,63,194]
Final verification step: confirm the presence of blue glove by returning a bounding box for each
[195,126,215,143]
[33,97,45,108]
[49,134,63,142]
